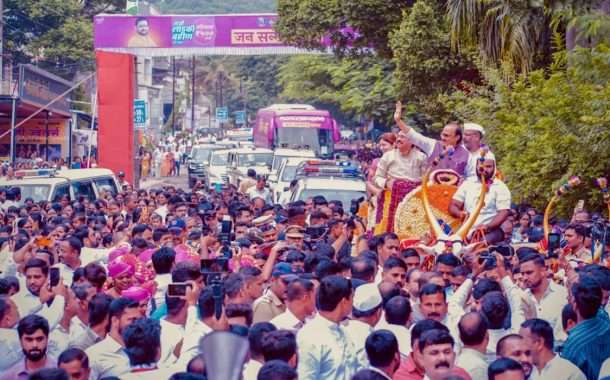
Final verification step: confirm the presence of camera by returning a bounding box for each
[478,251,496,269]
[305,225,327,241]
[490,244,515,257]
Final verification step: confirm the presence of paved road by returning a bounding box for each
[139,172,189,191]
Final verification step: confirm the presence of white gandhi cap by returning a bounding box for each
[463,123,485,136]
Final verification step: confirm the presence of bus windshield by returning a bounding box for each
[276,128,332,156]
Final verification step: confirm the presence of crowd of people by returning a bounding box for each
[0,107,609,380]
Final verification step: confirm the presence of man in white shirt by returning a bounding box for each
[243,322,277,380]
[177,286,229,368]
[57,237,84,287]
[247,176,272,204]
[297,275,358,380]
[373,131,427,190]
[86,297,140,379]
[418,283,460,343]
[1,187,20,212]
[50,282,97,354]
[260,329,298,369]
[69,293,112,351]
[449,154,511,244]
[463,123,495,180]
[57,348,91,380]
[519,318,585,380]
[121,318,177,379]
[456,312,489,380]
[12,258,50,317]
[270,278,315,331]
[158,293,187,367]
[519,251,568,344]
[496,334,534,379]
[375,295,412,357]
[344,283,383,368]
[0,296,25,371]
[363,330,401,380]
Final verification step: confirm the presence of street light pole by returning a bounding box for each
[9,96,16,164]
[171,56,176,136]
[241,77,247,127]
[191,56,195,133]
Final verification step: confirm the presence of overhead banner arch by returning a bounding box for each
[94,13,325,56]
[94,13,325,184]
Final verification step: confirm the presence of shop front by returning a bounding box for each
[0,64,73,165]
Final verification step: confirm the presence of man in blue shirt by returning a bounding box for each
[562,276,610,380]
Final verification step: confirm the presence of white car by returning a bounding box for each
[2,168,120,203]
[205,149,231,189]
[270,148,316,173]
[226,147,274,187]
[288,177,366,210]
[271,157,314,204]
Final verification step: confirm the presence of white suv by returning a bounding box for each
[2,168,120,203]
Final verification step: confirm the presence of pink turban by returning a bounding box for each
[108,246,130,263]
[121,286,151,302]
[174,244,198,264]
[138,248,156,264]
[108,259,135,278]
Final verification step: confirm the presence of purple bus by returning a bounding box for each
[253,104,340,158]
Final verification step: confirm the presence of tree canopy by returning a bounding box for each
[443,45,610,214]
[3,0,122,76]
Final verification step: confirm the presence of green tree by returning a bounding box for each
[278,55,397,125]
[158,0,276,14]
[276,0,417,57]
[446,0,609,75]
[444,44,610,214]
[390,0,478,122]
[4,0,121,76]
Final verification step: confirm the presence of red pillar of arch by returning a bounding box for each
[96,51,136,184]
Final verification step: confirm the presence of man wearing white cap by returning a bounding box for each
[344,283,383,368]
[463,123,495,180]
[449,153,511,244]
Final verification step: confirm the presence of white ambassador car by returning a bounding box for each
[271,157,314,205]
[225,147,274,187]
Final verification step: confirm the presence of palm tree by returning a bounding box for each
[446,0,608,74]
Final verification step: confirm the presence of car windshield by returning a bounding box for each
[272,155,289,170]
[238,153,273,167]
[298,189,366,210]
[191,148,215,163]
[14,185,51,202]
[281,165,299,181]
[210,153,229,166]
